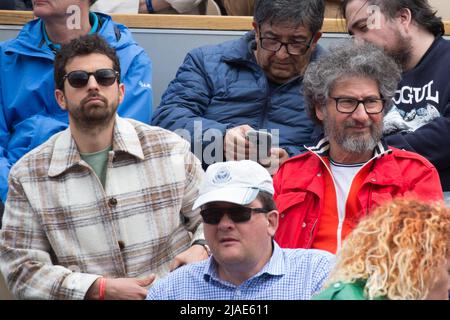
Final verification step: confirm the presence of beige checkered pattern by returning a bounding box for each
[0,117,204,299]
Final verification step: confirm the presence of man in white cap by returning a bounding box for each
[146,160,334,300]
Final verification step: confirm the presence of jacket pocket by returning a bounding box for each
[276,191,307,215]
[275,191,312,248]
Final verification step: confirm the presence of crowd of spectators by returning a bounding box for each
[0,0,448,301]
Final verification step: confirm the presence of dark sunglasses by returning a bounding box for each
[62,69,119,88]
[200,207,268,225]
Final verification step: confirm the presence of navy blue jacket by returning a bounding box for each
[152,31,323,165]
[384,36,450,191]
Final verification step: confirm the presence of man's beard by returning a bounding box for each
[385,31,413,69]
[67,92,118,130]
[324,115,382,154]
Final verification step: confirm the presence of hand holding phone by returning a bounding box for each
[245,130,272,165]
[224,125,253,161]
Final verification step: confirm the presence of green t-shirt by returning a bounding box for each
[80,146,112,188]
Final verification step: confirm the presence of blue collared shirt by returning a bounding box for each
[146,242,334,300]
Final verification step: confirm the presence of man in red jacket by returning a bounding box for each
[273,41,444,254]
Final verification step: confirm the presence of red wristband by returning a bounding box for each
[98,277,106,300]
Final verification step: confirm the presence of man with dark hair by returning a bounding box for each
[146,160,334,300]
[152,0,325,174]
[0,34,205,300]
[0,0,153,218]
[273,42,443,254]
[341,0,450,192]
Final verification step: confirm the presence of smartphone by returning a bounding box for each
[246,130,272,163]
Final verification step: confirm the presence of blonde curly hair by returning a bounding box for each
[325,198,449,300]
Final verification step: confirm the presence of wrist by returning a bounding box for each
[85,277,102,300]
[98,277,106,300]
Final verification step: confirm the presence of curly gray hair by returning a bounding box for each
[303,41,401,124]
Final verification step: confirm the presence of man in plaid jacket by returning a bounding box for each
[0,34,206,300]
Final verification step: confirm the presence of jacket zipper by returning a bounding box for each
[306,146,390,252]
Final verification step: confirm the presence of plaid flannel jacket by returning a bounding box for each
[0,116,204,299]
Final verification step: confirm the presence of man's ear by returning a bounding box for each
[253,21,260,41]
[267,210,279,237]
[315,104,326,122]
[118,83,125,105]
[309,32,323,52]
[396,8,413,32]
[252,21,258,33]
[313,32,322,44]
[55,89,67,110]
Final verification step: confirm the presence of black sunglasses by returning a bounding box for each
[200,206,268,225]
[62,69,119,88]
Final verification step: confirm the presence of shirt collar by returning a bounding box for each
[306,136,392,159]
[202,241,286,286]
[42,11,99,52]
[48,116,145,177]
[256,241,286,276]
[306,136,407,189]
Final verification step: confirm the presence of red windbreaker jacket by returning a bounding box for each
[273,138,443,250]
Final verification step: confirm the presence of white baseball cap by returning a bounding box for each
[193,160,274,210]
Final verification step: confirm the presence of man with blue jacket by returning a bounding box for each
[152,0,324,174]
[0,0,153,217]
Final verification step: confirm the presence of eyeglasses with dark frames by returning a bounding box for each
[200,206,268,225]
[330,97,385,114]
[62,69,120,88]
[258,26,315,56]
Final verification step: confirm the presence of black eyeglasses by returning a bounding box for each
[330,97,385,114]
[200,207,268,225]
[259,32,315,56]
[62,69,119,88]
